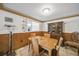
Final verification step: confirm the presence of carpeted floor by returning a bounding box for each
[59,46,78,56]
[15,45,33,56]
[15,45,78,56]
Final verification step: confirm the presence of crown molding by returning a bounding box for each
[0,3,43,22]
[44,14,79,22]
[0,3,79,23]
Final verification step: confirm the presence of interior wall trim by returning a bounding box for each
[44,14,79,22]
[0,3,79,22]
[0,3,43,22]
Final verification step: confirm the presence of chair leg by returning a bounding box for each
[64,44,68,49]
[52,49,57,56]
[57,50,59,56]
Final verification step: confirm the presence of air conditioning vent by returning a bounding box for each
[5,17,13,23]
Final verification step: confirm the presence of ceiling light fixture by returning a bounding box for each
[42,8,51,15]
[43,8,50,14]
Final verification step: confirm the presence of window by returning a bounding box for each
[31,21,39,31]
[27,20,39,32]
[27,20,32,31]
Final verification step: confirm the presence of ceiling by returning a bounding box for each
[3,3,79,22]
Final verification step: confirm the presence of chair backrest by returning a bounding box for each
[31,37,39,56]
[44,33,50,38]
[56,37,63,50]
[31,33,36,36]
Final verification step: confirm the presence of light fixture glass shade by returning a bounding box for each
[42,8,52,16]
[43,8,50,14]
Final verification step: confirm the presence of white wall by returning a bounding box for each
[0,10,24,34]
[0,10,42,34]
[43,16,79,33]
[39,22,44,31]
[1,9,79,34]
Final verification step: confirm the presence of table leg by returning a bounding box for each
[48,50,52,56]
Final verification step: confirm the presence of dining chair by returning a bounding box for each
[31,37,39,56]
[44,33,50,38]
[55,37,63,55]
[31,36,48,56]
[31,33,36,37]
[28,33,36,54]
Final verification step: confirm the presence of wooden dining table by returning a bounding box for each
[28,36,58,56]
[38,36,58,56]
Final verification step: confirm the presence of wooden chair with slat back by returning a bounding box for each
[31,33,36,37]
[31,37,39,56]
[44,33,50,38]
[31,36,48,56]
[28,33,36,55]
[55,37,63,55]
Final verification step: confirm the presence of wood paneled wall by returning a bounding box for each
[0,31,74,53]
[0,34,9,53]
[12,33,29,50]
[0,31,45,53]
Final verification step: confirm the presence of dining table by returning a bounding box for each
[28,36,58,56]
[38,36,58,56]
